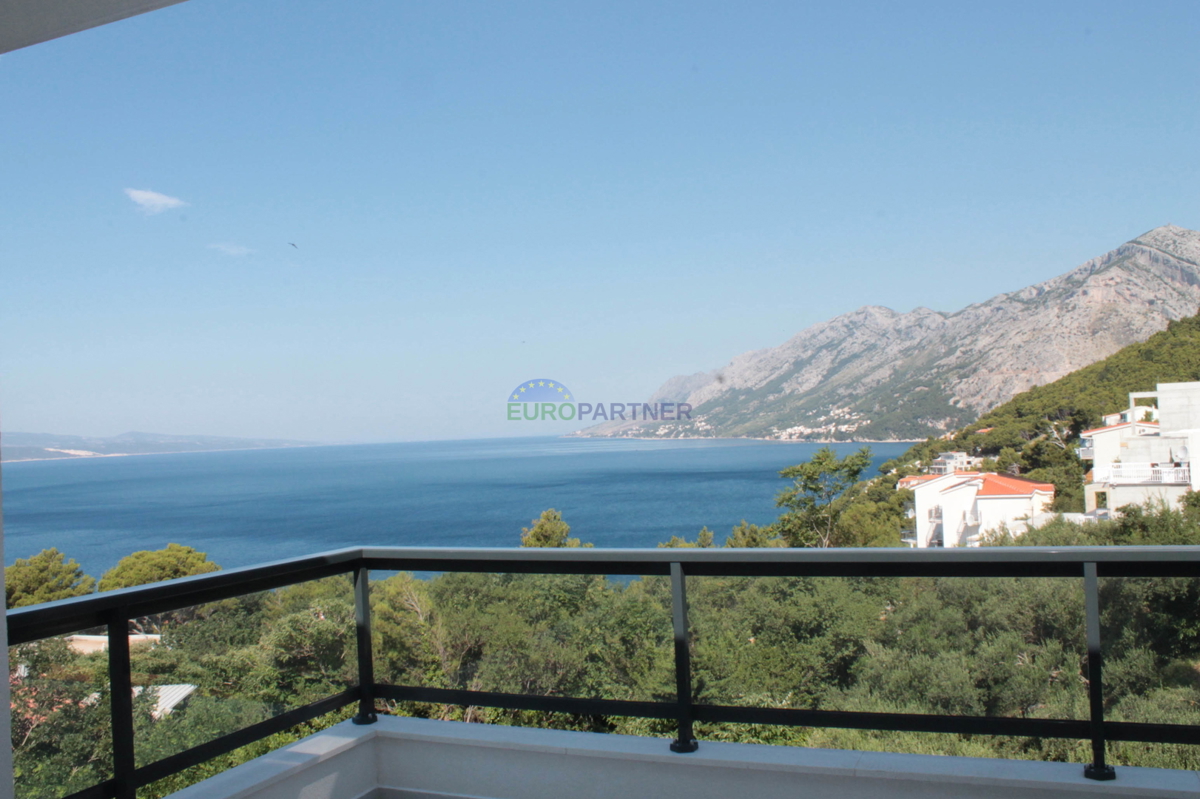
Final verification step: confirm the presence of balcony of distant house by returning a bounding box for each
[1092,462,1192,485]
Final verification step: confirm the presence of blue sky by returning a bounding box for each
[1,0,1197,442]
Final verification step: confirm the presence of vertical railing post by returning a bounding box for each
[1083,562,1115,781]
[107,614,136,799]
[669,562,698,753]
[353,566,378,725]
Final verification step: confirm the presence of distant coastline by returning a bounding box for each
[2,431,321,464]
[3,432,923,464]
[566,433,922,444]
[2,444,326,464]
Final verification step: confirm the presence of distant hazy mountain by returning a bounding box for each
[578,224,1200,441]
[2,431,315,462]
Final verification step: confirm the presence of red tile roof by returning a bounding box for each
[897,475,940,488]
[975,473,1055,497]
[898,472,1054,497]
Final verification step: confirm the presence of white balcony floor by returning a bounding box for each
[171,716,1200,799]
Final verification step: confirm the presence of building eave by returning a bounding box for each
[0,0,189,55]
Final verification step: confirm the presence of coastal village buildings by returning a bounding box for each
[899,381,1200,546]
[574,386,1200,548]
[1080,381,1200,512]
[898,472,1055,548]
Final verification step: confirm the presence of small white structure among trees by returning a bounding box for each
[927,451,983,475]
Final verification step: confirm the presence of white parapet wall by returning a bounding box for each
[170,716,1200,799]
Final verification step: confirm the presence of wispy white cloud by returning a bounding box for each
[209,243,254,257]
[124,188,187,214]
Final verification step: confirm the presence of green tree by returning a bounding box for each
[6,548,95,608]
[836,501,904,547]
[10,637,115,798]
[371,572,439,687]
[775,447,874,547]
[520,509,587,548]
[724,520,785,548]
[659,527,716,548]
[251,598,357,705]
[99,543,220,591]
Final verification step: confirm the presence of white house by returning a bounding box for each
[1079,381,1200,512]
[927,451,982,475]
[1100,406,1159,427]
[898,472,1056,547]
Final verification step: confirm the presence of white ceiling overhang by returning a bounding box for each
[0,0,189,55]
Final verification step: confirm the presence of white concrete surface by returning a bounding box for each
[170,716,1200,799]
[170,721,377,799]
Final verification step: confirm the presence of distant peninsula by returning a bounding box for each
[1,431,317,462]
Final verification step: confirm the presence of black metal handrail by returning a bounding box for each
[13,545,1200,798]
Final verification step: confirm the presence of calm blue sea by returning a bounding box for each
[1,437,910,576]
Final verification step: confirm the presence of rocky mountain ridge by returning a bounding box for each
[579,225,1200,441]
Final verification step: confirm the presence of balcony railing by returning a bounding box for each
[12,545,1200,798]
[1091,463,1191,485]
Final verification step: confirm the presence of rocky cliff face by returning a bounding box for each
[580,225,1200,440]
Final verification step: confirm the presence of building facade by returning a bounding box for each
[898,472,1056,547]
[1080,382,1200,512]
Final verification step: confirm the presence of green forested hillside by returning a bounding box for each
[886,313,1200,510]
